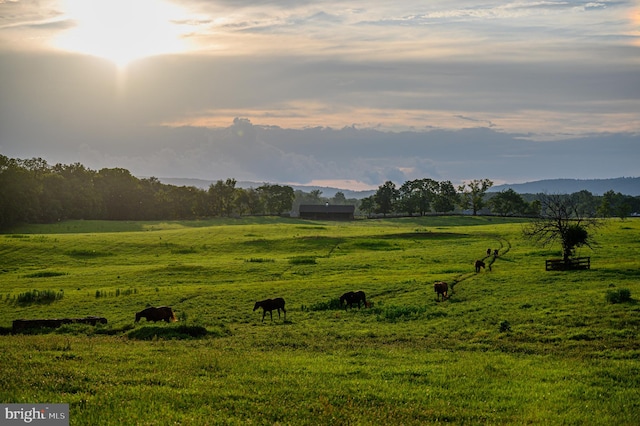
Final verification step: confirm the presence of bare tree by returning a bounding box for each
[523,193,600,263]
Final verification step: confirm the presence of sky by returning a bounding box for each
[1,0,639,190]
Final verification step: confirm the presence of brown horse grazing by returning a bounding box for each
[434,281,448,301]
[475,260,486,273]
[254,298,286,322]
[135,306,177,323]
[340,291,370,309]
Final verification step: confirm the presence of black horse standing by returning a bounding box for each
[254,298,286,322]
[135,306,177,323]
[340,291,369,309]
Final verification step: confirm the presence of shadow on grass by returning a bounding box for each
[3,323,230,340]
[127,324,230,340]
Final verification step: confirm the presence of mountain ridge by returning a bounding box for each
[155,177,640,198]
[490,177,640,196]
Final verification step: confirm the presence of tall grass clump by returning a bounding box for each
[16,289,63,305]
[289,256,317,265]
[605,288,632,304]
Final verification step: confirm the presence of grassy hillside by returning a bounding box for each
[0,216,638,425]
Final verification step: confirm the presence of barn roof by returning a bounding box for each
[299,204,355,213]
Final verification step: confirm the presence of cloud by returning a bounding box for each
[0,1,638,189]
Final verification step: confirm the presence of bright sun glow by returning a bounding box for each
[55,0,190,68]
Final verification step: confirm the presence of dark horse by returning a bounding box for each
[135,306,177,323]
[340,291,370,309]
[475,260,486,273]
[434,281,448,301]
[254,298,286,322]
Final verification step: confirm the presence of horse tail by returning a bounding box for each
[170,310,177,322]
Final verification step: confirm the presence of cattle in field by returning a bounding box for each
[475,260,486,273]
[340,291,370,309]
[253,298,286,322]
[135,306,177,323]
[434,281,448,301]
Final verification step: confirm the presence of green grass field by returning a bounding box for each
[1,216,638,425]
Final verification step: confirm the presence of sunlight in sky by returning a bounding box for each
[1,0,638,186]
[54,0,190,68]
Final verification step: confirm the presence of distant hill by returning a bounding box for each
[155,178,376,199]
[156,177,640,198]
[490,178,640,196]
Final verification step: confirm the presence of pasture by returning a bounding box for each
[0,216,638,425]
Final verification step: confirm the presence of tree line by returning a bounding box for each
[360,178,639,219]
[1,155,638,230]
[0,156,293,230]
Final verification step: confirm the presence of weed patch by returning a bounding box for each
[65,249,113,257]
[606,288,632,304]
[15,289,64,305]
[307,298,343,311]
[171,247,198,254]
[95,288,137,298]
[246,258,275,263]
[373,305,429,322]
[23,271,68,278]
[353,240,399,250]
[289,256,317,265]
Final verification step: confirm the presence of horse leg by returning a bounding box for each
[270,310,273,321]
[262,310,266,323]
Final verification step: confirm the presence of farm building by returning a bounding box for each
[298,204,355,220]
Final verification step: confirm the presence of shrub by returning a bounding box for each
[605,288,632,304]
[308,298,343,311]
[499,320,512,333]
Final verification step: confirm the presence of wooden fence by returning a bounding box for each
[545,257,590,271]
